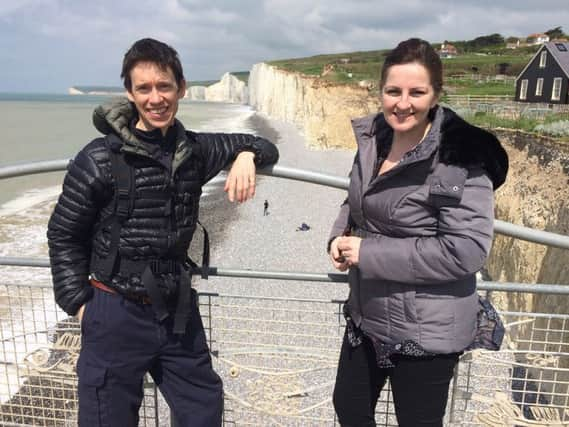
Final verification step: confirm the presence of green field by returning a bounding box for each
[267,44,569,140]
[268,48,535,97]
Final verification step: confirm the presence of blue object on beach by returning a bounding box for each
[296,222,310,231]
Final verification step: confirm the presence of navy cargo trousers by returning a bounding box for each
[77,287,223,426]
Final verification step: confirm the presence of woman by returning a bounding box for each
[328,38,508,427]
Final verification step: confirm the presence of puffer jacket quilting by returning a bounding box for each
[329,106,508,354]
[48,98,279,315]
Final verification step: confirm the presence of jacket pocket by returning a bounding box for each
[415,293,455,338]
[78,360,107,387]
[77,360,108,424]
[388,185,434,227]
[428,164,468,209]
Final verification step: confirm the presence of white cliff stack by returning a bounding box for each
[205,73,248,104]
[248,63,379,149]
[186,86,206,101]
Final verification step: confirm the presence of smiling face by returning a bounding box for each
[126,61,186,135]
[380,62,439,142]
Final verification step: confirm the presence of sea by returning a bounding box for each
[0,94,269,404]
[0,94,265,276]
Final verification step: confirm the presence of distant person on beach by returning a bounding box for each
[47,38,278,426]
[263,199,269,215]
[327,38,508,426]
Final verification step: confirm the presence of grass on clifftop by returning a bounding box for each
[268,48,534,98]
[267,45,569,141]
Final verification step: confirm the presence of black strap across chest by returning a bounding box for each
[96,134,210,333]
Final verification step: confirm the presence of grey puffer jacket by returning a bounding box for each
[329,106,508,354]
[48,98,279,316]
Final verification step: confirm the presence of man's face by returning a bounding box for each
[126,61,186,135]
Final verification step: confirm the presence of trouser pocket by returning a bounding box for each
[77,360,108,426]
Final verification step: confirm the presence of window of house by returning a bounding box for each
[539,51,547,68]
[520,79,528,100]
[556,43,568,52]
[536,78,544,96]
[552,78,562,101]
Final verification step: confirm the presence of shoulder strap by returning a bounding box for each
[197,220,210,279]
[99,135,134,278]
[95,135,210,283]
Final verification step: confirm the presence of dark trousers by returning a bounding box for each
[333,331,459,427]
[77,287,223,427]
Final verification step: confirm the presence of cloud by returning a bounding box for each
[0,0,568,92]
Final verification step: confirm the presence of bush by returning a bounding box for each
[534,121,569,137]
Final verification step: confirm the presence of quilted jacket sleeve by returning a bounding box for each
[47,141,109,315]
[358,168,495,284]
[193,132,279,183]
[327,152,358,251]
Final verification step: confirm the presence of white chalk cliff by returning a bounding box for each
[248,62,379,149]
[249,61,569,325]
[186,86,206,101]
[204,73,248,104]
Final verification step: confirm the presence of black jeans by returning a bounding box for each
[333,331,459,427]
[77,287,223,427]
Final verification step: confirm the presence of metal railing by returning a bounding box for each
[2,160,568,251]
[1,160,569,426]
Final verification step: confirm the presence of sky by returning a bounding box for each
[1,0,568,93]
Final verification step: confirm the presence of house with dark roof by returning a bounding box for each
[438,43,458,58]
[515,42,569,104]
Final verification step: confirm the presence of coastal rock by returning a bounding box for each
[186,86,206,101]
[247,62,569,349]
[486,131,569,314]
[205,73,248,104]
[248,62,379,149]
[68,87,84,95]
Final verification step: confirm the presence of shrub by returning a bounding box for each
[534,121,569,137]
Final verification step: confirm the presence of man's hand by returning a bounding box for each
[224,151,256,202]
[77,304,86,322]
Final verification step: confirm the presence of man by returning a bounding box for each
[47,38,279,426]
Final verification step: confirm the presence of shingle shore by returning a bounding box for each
[160,113,356,425]
[194,112,355,301]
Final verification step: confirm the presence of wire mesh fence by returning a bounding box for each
[0,283,160,427]
[1,280,568,426]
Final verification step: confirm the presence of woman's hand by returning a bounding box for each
[330,237,349,271]
[336,236,362,267]
[224,152,256,202]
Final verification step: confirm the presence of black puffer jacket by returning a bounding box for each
[47,98,279,315]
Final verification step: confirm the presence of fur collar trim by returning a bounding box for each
[363,106,509,190]
[439,107,508,190]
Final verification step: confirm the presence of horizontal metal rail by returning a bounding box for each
[1,257,568,295]
[1,160,569,250]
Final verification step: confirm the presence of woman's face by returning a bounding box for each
[380,62,439,139]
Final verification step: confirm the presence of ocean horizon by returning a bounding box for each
[0,95,260,208]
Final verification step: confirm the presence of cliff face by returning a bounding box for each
[487,131,569,314]
[187,86,206,101]
[249,63,379,149]
[248,62,569,315]
[204,73,248,104]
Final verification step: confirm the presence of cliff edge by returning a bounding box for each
[249,63,379,149]
[247,62,569,318]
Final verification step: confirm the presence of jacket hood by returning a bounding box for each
[439,107,508,190]
[92,97,191,165]
[92,97,139,145]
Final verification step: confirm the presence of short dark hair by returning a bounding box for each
[380,38,443,96]
[121,38,185,91]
